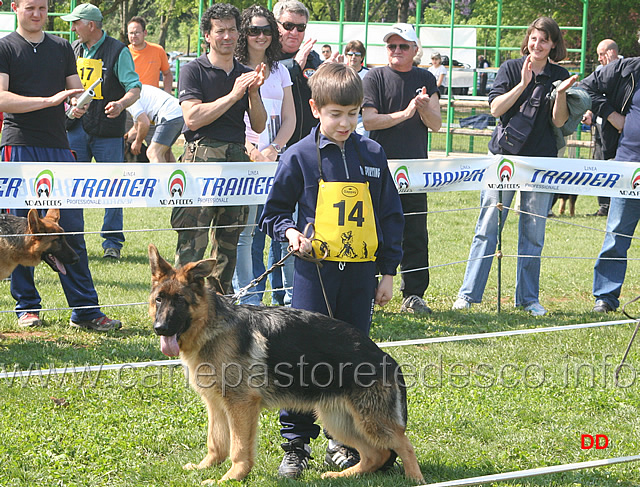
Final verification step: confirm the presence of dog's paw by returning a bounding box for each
[200,479,216,486]
[183,462,200,470]
[321,471,341,479]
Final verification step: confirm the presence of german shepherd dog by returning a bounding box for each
[148,244,424,483]
[0,208,78,280]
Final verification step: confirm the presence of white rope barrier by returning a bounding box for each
[418,455,640,487]
[1,318,633,379]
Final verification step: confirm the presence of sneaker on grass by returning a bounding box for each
[325,440,360,470]
[524,302,547,316]
[452,297,471,310]
[278,438,312,479]
[70,315,122,331]
[400,295,432,314]
[18,312,42,327]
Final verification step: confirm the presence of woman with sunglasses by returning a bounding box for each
[344,39,369,136]
[453,16,579,316]
[234,5,296,306]
[344,39,368,79]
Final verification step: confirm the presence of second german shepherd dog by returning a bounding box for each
[148,244,424,483]
[0,208,78,280]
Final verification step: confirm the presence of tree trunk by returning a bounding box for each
[157,0,176,49]
[397,0,410,23]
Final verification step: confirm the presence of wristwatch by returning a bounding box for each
[270,142,283,154]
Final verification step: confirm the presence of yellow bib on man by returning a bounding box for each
[76,57,104,99]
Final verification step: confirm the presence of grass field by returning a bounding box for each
[1,190,639,486]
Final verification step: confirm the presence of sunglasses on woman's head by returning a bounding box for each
[247,25,273,37]
[387,43,412,52]
[278,21,306,32]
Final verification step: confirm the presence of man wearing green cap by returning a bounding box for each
[62,3,141,261]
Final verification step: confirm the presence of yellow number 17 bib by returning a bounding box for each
[76,57,104,99]
[313,180,378,262]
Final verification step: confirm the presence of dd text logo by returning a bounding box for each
[581,434,609,449]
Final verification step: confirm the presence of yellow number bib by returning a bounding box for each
[313,180,378,262]
[76,57,104,99]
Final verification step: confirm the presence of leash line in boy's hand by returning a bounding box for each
[233,223,328,303]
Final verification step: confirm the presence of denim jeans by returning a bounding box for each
[457,189,553,307]
[67,125,125,251]
[233,205,262,305]
[234,206,295,305]
[593,197,640,310]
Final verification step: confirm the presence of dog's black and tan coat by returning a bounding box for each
[148,244,424,483]
[0,208,78,280]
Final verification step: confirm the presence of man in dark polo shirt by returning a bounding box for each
[173,3,266,294]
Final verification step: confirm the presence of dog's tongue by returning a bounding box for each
[50,255,67,275]
[160,335,180,356]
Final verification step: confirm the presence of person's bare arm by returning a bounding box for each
[162,69,174,94]
[490,55,532,118]
[105,87,141,119]
[0,73,83,113]
[182,71,258,131]
[131,112,151,155]
[414,87,442,132]
[362,102,417,131]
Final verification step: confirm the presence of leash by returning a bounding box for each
[615,295,640,385]
[232,223,331,314]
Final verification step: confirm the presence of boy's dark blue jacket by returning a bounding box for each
[259,125,404,276]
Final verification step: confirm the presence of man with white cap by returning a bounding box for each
[62,3,141,261]
[362,23,441,314]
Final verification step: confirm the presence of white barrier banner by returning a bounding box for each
[0,161,278,209]
[387,156,494,194]
[487,156,640,198]
[1,156,639,208]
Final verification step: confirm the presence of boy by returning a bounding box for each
[259,62,404,478]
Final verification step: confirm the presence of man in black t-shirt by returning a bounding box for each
[0,0,121,331]
[363,23,441,314]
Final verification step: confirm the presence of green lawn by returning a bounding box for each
[1,191,639,486]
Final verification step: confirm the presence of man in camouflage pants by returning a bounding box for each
[174,3,266,294]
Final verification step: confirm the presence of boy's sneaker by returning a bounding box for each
[278,438,312,479]
[18,312,42,327]
[401,295,432,314]
[452,297,471,310]
[70,315,122,331]
[524,302,547,316]
[325,440,360,470]
[593,300,614,313]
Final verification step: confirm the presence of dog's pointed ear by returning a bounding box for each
[27,208,42,235]
[186,259,216,283]
[43,208,61,223]
[148,244,175,284]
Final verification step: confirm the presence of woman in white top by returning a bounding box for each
[234,5,296,305]
[428,52,447,96]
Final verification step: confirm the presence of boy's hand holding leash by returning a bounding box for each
[285,227,313,255]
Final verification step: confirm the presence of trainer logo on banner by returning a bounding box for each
[489,158,520,189]
[619,167,640,197]
[632,168,640,189]
[27,169,61,207]
[160,169,193,206]
[394,165,411,192]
